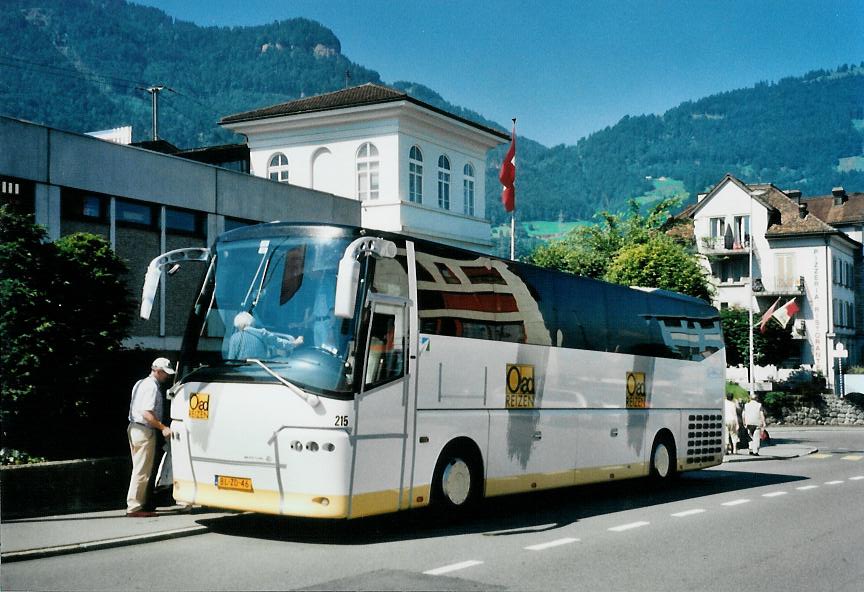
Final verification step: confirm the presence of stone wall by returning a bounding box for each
[768,393,864,426]
[0,457,128,519]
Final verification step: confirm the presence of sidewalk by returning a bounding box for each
[722,432,818,463]
[2,441,817,563]
[1,505,237,563]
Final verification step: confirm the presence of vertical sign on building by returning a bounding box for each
[812,249,822,370]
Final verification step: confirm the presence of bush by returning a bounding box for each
[846,366,864,375]
[1,206,137,459]
[1,448,47,466]
[762,391,797,411]
[726,381,748,401]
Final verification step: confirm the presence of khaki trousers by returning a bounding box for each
[127,423,157,513]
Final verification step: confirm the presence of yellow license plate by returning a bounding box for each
[215,475,253,492]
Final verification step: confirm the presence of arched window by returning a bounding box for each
[437,155,450,209]
[268,153,289,183]
[356,142,379,201]
[409,145,423,203]
[463,163,475,216]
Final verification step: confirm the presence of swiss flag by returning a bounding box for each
[499,123,516,213]
[771,298,800,329]
[759,298,780,334]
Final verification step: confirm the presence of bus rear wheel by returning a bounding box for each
[432,445,480,511]
[650,435,677,482]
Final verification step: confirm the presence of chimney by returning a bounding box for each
[832,186,848,205]
[798,203,808,219]
[786,189,802,203]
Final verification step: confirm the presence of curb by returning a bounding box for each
[1,524,209,563]
[723,447,818,462]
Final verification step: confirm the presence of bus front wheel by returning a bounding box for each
[432,445,481,511]
[650,434,678,482]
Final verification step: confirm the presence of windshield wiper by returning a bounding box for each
[247,358,321,408]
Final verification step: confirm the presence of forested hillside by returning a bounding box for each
[2,0,862,227]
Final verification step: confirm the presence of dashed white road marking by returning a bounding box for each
[721,499,750,507]
[524,537,580,551]
[841,455,863,461]
[811,453,833,459]
[825,480,844,485]
[796,485,819,490]
[671,509,706,518]
[424,560,484,576]
[849,476,864,481]
[608,521,649,532]
[762,491,787,498]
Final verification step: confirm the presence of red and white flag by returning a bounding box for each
[499,123,516,213]
[758,297,781,334]
[771,298,800,329]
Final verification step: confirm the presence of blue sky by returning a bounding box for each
[134,0,864,147]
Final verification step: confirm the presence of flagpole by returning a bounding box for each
[510,213,515,260]
[749,193,755,400]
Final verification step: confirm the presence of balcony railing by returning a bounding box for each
[752,276,806,296]
[698,236,751,256]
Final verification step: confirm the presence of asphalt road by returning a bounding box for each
[3,427,863,592]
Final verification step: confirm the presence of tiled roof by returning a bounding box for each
[220,83,508,139]
[751,183,840,237]
[801,192,864,225]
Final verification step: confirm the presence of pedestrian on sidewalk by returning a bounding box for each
[742,392,767,456]
[126,357,174,517]
[724,393,740,454]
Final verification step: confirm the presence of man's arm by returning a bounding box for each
[142,409,172,438]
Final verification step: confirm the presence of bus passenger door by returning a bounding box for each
[349,294,414,518]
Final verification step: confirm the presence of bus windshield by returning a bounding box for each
[185,234,359,395]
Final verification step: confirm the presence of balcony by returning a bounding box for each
[698,236,751,257]
[752,276,806,298]
[361,199,493,253]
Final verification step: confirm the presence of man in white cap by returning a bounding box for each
[742,392,767,456]
[126,357,174,517]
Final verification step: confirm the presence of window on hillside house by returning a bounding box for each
[709,217,726,239]
[437,155,450,209]
[409,145,423,203]
[733,215,750,247]
[463,163,475,216]
[775,253,796,291]
[268,153,289,183]
[357,143,379,200]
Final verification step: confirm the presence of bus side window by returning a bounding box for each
[364,310,404,387]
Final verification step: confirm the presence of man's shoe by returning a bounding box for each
[126,510,157,517]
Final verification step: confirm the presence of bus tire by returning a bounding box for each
[649,433,678,482]
[432,443,481,512]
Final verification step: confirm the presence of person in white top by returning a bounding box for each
[742,393,767,456]
[126,357,174,517]
[724,394,740,455]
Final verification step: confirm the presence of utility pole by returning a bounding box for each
[146,85,165,141]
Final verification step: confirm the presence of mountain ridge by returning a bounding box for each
[2,0,862,228]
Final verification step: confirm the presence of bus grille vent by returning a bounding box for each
[685,414,723,465]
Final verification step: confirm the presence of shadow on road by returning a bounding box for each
[196,468,808,545]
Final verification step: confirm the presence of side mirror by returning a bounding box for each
[334,256,360,319]
[334,237,397,319]
[140,248,210,319]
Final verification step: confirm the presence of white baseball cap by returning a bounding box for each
[152,357,176,374]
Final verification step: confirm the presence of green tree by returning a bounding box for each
[0,205,134,457]
[528,197,681,278]
[720,307,798,367]
[605,235,712,301]
[529,197,712,300]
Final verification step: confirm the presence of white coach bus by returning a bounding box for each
[141,223,725,519]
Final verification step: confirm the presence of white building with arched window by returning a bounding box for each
[221,83,508,252]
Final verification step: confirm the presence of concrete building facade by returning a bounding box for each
[1,115,360,352]
[689,175,862,387]
[220,84,509,252]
